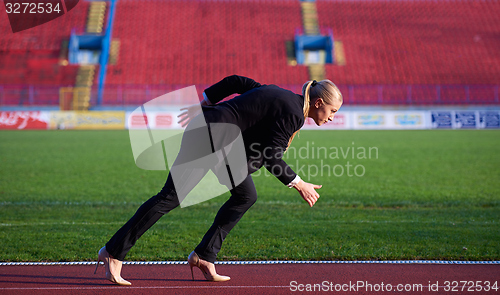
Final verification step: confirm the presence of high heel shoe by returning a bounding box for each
[187,251,230,282]
[94,246,132,286]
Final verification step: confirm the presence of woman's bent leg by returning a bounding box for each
[105,174,180,260]
[195,175,257,263]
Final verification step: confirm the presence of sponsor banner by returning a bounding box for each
[479,111,500,129]
[127,111,182,129]
[0,111,49,130]
[302,113,350,130]
[353,111,429,129]
[49,111,126,130]
[128,111,352,130]
[430,111,500,129]
[122,109,499,130]
[127,110,351,130]
[431,111,454,129]
[391,111,428,129]
[455,111,478,129]
[353,112,387,129]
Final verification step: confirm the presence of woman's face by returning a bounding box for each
[310,98,342,126]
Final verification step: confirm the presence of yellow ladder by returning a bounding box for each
[86,1,106,34]
[73,65,95,110]
[109,39,120,65]
[301,1,325,80]
[334,41,346,66]
[308,64,326,81]
[59,86,92,111]
[301,2,320,36]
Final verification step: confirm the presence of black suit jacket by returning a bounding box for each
[202,75,305,185]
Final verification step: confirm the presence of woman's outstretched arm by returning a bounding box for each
[203,75,261,105]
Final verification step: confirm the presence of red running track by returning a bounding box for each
[0,263,499,295]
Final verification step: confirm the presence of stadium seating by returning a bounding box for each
[106,0,306,87]
[317,0,500,86]
[1,0,499,105]
[0,1,89,86]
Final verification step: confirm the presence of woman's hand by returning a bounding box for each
[177,104,202,127]
[177,98,212,127]
[294,180,322,207]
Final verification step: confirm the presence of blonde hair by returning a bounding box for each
[287,79,343,149]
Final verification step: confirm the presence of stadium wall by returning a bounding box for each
[1,109,499,130]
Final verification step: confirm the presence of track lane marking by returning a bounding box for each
[0,285,290,291]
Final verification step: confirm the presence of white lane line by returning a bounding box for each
[1,220,497,227]
[0,285,289,291]
[1,260,499,266]
[0,285,487,291]
[0,222,125,226]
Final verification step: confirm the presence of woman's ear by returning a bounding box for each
[314,98,324,108]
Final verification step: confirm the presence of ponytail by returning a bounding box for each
[287,80,314,150]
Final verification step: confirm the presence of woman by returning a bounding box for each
[95,75,343,285]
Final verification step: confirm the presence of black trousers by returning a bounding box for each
[105,172,257,263]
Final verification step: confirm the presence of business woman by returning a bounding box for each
[95,75,343,285]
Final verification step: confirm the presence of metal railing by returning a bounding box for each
[0,84,498,108]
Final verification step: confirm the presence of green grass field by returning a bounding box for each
[0,129,499,262]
